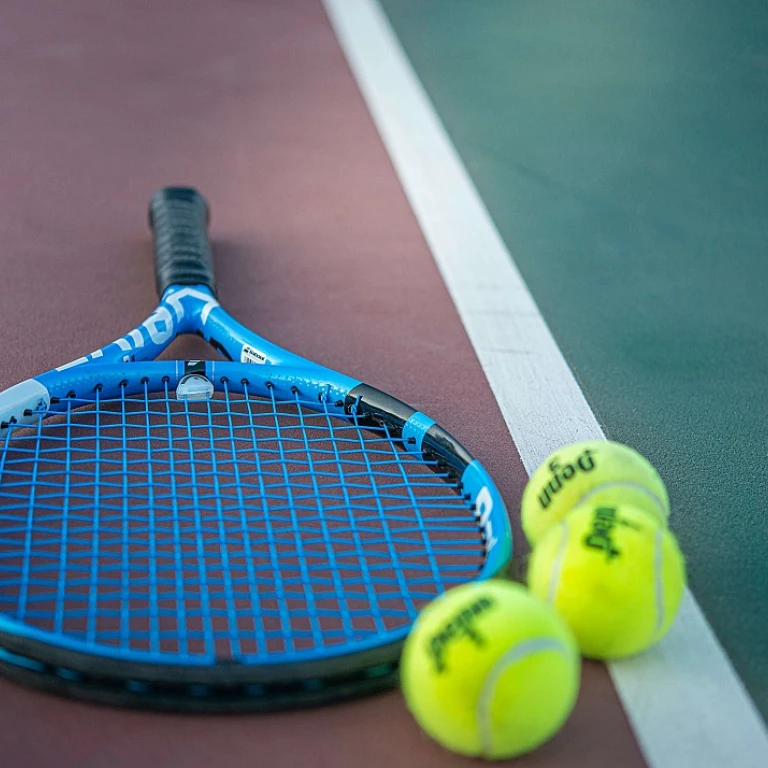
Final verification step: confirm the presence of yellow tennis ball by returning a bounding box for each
[400,580,580,760]
[527,503,686,659]
[521,440,670,546]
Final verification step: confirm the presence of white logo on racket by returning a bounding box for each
[57,287,221,370]
[241,345,267,365]
[476,485,498,552]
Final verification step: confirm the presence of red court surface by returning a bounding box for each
[0,1,644,765]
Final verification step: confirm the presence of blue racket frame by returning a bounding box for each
[0,189,512,711]
[1,287,511,592]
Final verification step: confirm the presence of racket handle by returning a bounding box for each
[149,186,216,297]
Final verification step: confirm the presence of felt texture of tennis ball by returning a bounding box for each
[400,580,580,760]
[527,503,686,659]
[521,440,670,546]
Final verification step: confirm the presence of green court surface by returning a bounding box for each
[379,0,768,717]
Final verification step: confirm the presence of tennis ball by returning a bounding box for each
[527,503,686,659]
[521,440,670,546]
[400,580,580,760]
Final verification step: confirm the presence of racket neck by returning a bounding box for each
[53,286,216,370]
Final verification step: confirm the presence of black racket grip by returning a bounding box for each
[148,186,216,297]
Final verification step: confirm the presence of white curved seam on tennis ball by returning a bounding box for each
[546,522,570,604]
[653,528,666,638]
[574,481,667,520]
[476,638,569,757]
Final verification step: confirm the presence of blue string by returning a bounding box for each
[14,397,47,624]
[142,379,160,654]
[266,384,321,653]
[293,388,355,645]
[53,397,73,634]
[319,394,387,637]
[119,385,132,650]
[221,379,265,656]
[86,386,103,644]
[162,379,189,656]
[346,411,416,624]
[180,393,216,654]
[0,388,485,662]
[202,390,239,656]
[378,420,446,596]
[241,380,294,652]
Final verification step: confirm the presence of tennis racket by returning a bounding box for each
[0,187,511,712]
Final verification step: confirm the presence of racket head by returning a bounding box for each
[0,359,510,710]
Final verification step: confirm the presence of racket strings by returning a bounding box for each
[0,383,486,662]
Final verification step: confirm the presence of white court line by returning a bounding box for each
[322,1,768,766]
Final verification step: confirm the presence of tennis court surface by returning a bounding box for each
[1,1,766,766]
